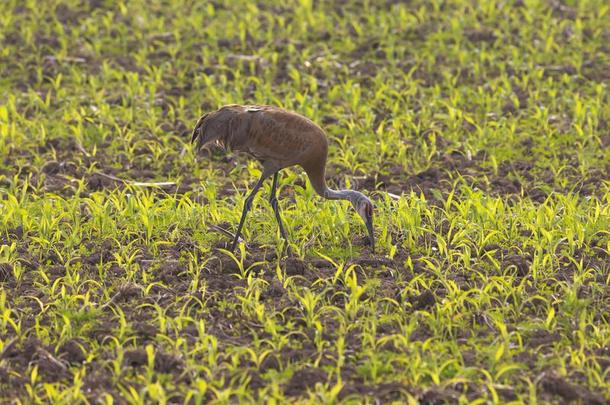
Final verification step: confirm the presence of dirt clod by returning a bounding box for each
[58,339,87,364]
[123,349,147,368]
[114,282,143,302]
[87,173,120,190]
[502,254,530,277]
[465,27,497,42]
[284,367,327,396]
[263,281,286,300]
[259,354,281,372]
[133,321,157,339]
[41,161,61,175]
[283,257,308,276]
[154,351,184,374]
[410,290,436,310]
[420,386,459,404]
[0,263,13,282]
[541,374,605,404]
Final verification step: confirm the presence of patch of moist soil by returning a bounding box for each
[2,337,39,367]
[155,260,188,284]
[582,59,610,82]
[340,381,414,401]
[154,351,184,374]
[205,248,273,276]
[464,27,497,43]
[200,273,247,291]
[355,150,608,202]
[350,255,395,269]
[258,353,281,373]
[57,339,88,364]
[593,345,610,370]
[540,373,606,405]
[81,368,117,402]
[86,319,118,343]
[351,234,375,251]
[1,338,70,383]
[524,329,561,349]
[132,321,158,341]
[409,324,434,342]
[496,385,519,401]
[260,280,286,300]
[35,347,71,382]
[284,367,327,396]
[360,165,449,201]
[111,282,144,303]
[419,386,461,404]
[86,172,126,191]
[2,227,608,401]
[501,253,532,277]
[0,364,11,386]
[278,343,318,365]
[5,125,225,197]
[123,349,147,368]
[282,257,308,276]
[0,263,13,282]
[407,289,437,310]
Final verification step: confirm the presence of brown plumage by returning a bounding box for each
[192,104,374,253]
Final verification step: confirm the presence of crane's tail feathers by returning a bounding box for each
[191,109,234,152]
[191,113,209,145]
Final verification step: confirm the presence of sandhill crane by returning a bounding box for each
[191,104,375,253]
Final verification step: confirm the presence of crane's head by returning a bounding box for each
[351,194,375,253]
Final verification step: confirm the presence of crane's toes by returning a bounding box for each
[208,224,249,251]
[213,239,249,251]
[213,240,232,250]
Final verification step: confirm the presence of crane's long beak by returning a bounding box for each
[366,215,375,254]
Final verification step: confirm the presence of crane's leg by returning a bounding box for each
[230,173,266,252]
[269,172,290,248]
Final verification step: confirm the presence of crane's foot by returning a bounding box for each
[229,239,241,253]
[367,236,375,254]
[209,225,246,246]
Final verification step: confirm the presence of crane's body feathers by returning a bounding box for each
[192,104,375,253]
[192,105,327,184]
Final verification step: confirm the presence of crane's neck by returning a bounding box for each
[304,164,365,203]
[306,167,375,253]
